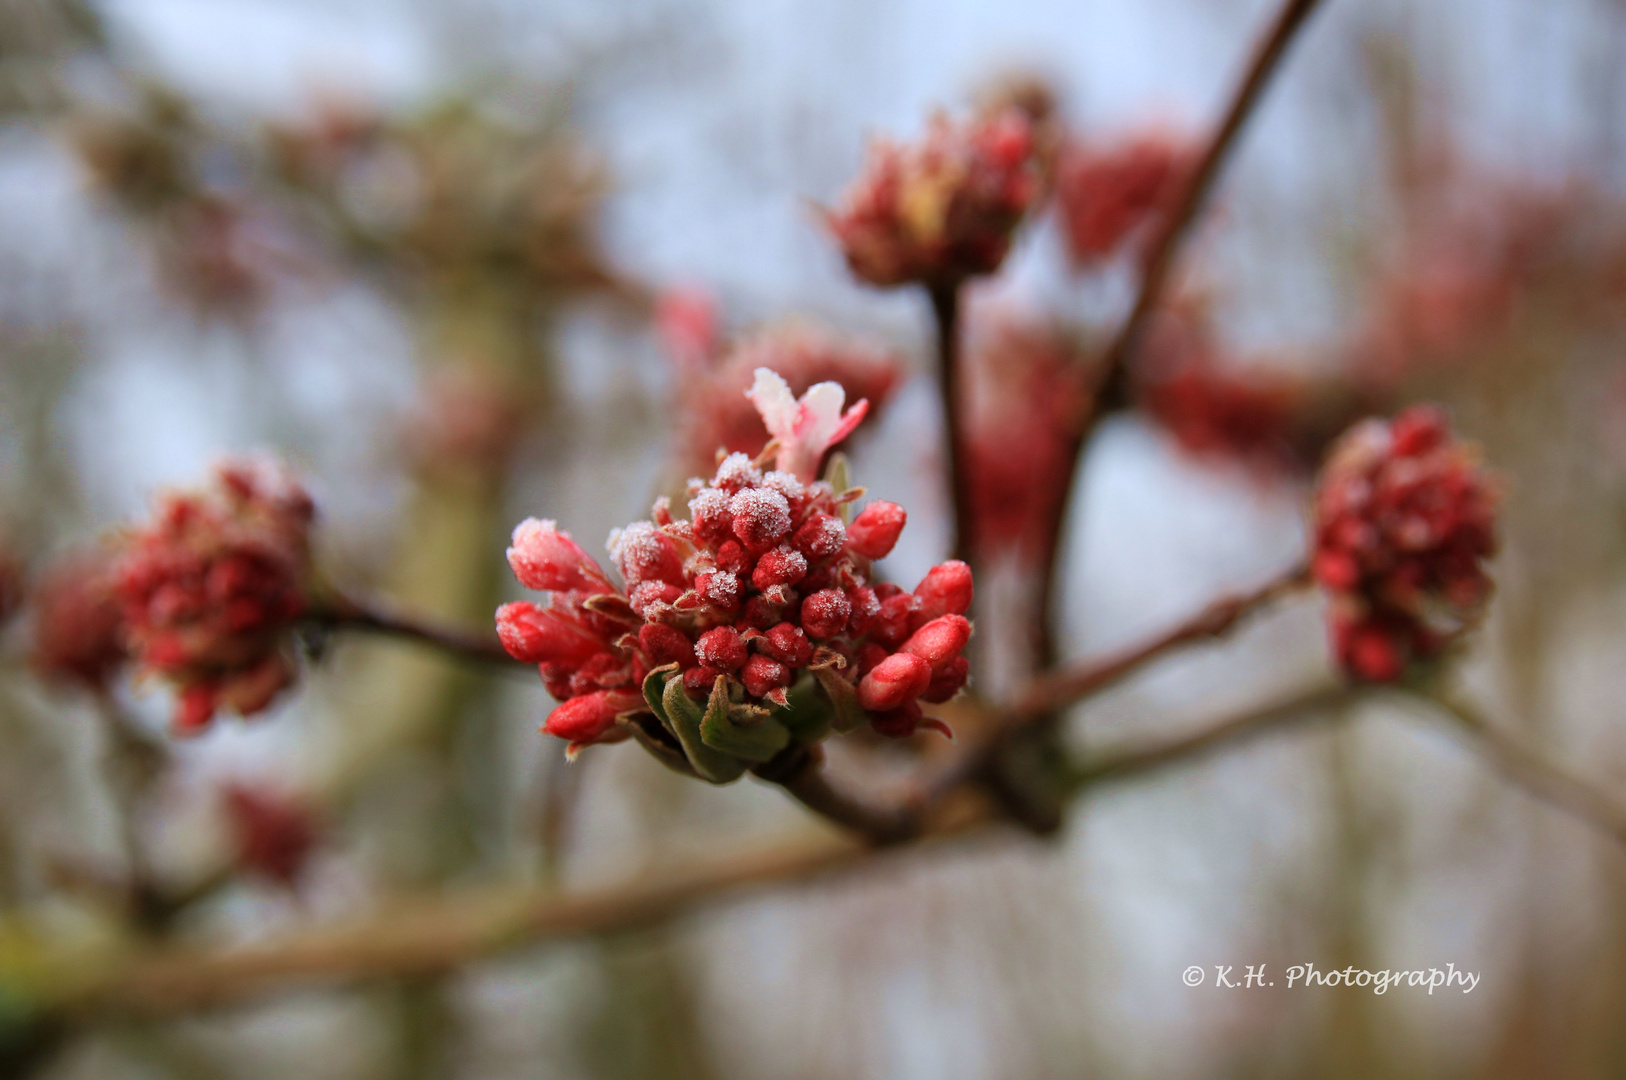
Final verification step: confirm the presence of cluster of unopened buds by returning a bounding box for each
[112,460,316,732]
[824,107,1040,288]
[1055,130,1192,268]
[1311,405,1499,682]
[497,369,974,781]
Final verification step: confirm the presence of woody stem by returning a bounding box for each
[928,281,976,569]
[308,597,519,668]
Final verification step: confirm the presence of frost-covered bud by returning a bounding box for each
[914,560,974,619]
[688,488,734,545]
[920,655,970,703]
[857,652,932,711]
[497,602,601,666]
[846,501,906,559]
[846,586,881,635]
[544,690,635,749]
[899,614,971,671]
[869,592,920,650]
[751,545,808,590]
[696,626,748,672]
[793,512,846,561]
[507,519,611,594]
[729,485,793,551]
[800,588,852,640]
[1311,405,1498,683]
[715,540,751,574]
[741,653,792,698]
[695,569,742,611]
[639,623,696,669]
[684,664,724,697]
[609,522,685,589]
[762,622,814,666]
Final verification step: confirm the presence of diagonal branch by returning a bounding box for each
[307,595,520,668]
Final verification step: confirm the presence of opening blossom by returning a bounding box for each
[114,460,316,734]
[497,371,973,781]
[1311,405,1499,683]
[824,107,1040,288]
[744,368,870,483]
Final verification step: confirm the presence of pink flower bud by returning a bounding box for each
[846,585,880,635]
[800,588,852,639]
[638,623,696,669]
[688,488,734,544]
[495,601,609,666]
[715,539,751,574]
[610,522,686,589]
[544,690,628,745]
[846,501,906,559]
[696,626,748,672]
[792,512,846,560]
[506,518,610,593]
[869,592,919,649]
[914,560,973,619]
[762,622,813,666]
[857,651,932,711]
[920,655,970,703]
[741,653,791,698]
[729,487,793,551]
[899,614,971,671]
[684,664,723,698]
[751,545,808,590]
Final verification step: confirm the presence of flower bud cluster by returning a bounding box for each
[114,460,315,733]
[1311,406,1499,682]
[28,551,130,691]
[1055,130,1192,268]
[498,454,973,762]
[825,108,1039,288]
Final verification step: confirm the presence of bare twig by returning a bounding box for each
[928,282,976,566]
[752,744,926,845]
[308,595,519,668]
[1412,692,1626,847]
[1034,0,1331,661]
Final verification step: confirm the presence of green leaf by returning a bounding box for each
[642,663,679,735]
[775,669,834,742]
[661,671,747,784]
[699,676,791,762]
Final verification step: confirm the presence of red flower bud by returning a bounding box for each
[800,588,852,639]
[741,653,791,698]
[920,655,970,703]
[729,487,793,551]
[914,560,973,618]
[543,690,629,746]
[696,626,748,672]
[857,651,932,711]
[639,623,696,669]
[506,518,610,593]
[684,664,724,697]
[496,601,608,666]
[762,622,813,666]
[870,700,924,738]
[792,512,846,560]
[751,545,808,590]
[610,522,686,589]
[846,501,906,559]
[899,614,971,671]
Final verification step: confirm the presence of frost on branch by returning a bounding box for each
[497,370,972,779]
[1311,405,1499,682]
[114,459,316,733]
[823,107,1040,288]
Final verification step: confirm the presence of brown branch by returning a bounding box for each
[308,595,519,668]
[1414,692,1626,847]
[37,683,1358,1021]
[1034,0,1331,662]
[928,282,976,567]
[753,744,925,845]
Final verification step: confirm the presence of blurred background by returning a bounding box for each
[3,0,1626,1076]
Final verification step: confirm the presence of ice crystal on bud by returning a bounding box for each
[744,368,870,483]
[825,108,1040,288]
[114,459,315,734]
[499,425,976,771]
[1311,406,1499,683]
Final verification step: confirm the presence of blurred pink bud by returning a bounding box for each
[496,601,611,666]
[544,690,637,748]
[846,501,907,559]
[899,614,971,671]
[920,655,970,703]
[914,561,973,619]
[857,651,932,711]
[507,518,611,593]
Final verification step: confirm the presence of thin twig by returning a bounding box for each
[1034,0,1331,664]
[1010,562,1311,726]
[308,596,519,668]
[928,282,976,567]
[1412,691,1626,847]
[752,744,925,845]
